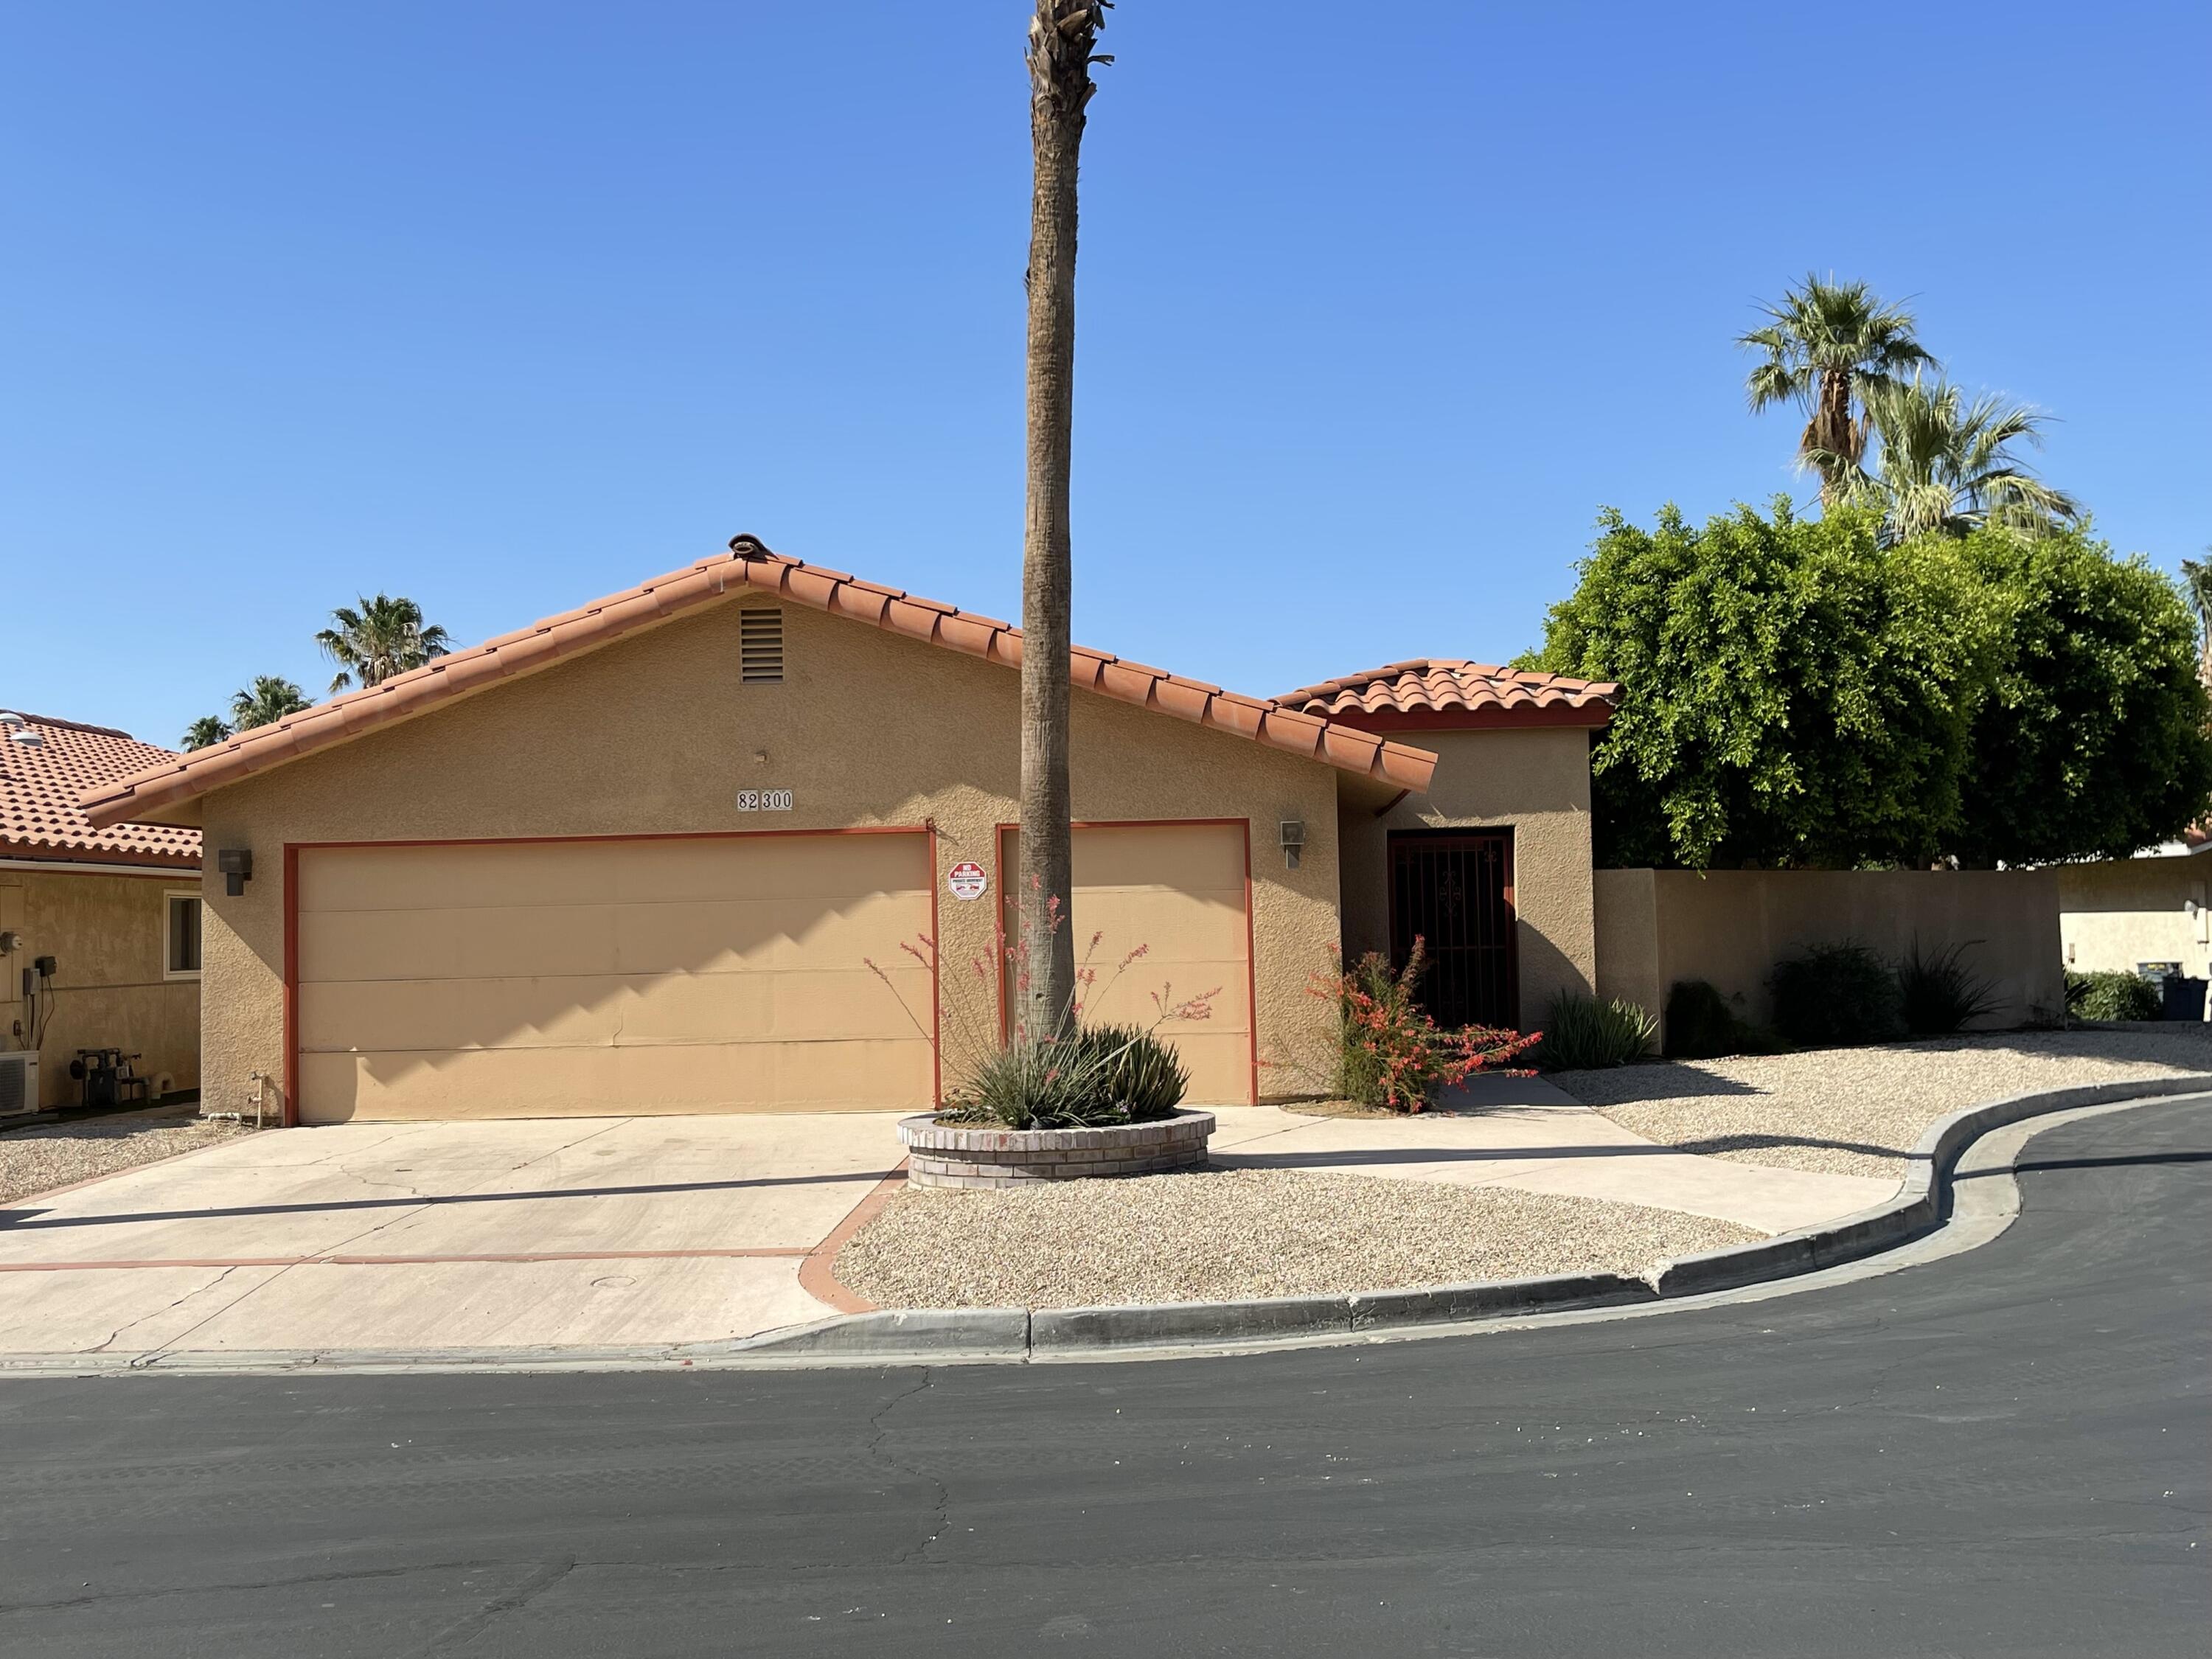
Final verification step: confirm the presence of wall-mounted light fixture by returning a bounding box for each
[217,848,254,897]
[1279,819,1306,871]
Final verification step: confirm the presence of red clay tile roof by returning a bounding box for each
[82,538,1437,828]
[1279,659,1620,723]
[1,712,201,868]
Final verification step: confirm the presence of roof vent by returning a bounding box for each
[740,608,785,684]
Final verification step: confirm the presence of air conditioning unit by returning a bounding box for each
[0,1053,38,1119]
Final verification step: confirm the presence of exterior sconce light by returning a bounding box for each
[217,848,254,897]
[1279,819,1306,871]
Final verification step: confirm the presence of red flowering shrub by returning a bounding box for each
[1314,939,1540,1112]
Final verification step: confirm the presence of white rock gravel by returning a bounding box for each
[1555,1026,2212,1179]
[0,1109,248,1207]
[836,1167,1761,1310]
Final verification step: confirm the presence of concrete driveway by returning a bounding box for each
[0,1116,908,1357]
[0,1088,1902,1364]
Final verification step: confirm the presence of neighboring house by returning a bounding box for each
[2059,835,2212,989]
[80,538,1614,1125]
[1,711,203,1111]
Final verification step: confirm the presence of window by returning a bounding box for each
[165,893,202,978]
[740,608,785,682]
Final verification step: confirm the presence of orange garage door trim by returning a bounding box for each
[285,830,937,1122]
[997,820,1256,1105]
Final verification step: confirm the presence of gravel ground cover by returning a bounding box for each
[0,1109,248,1207]
[1554,1026,2212,1179]
[836,1168,1761,1310]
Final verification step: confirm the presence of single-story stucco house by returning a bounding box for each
[2,710,203,1113]
[80,538,1615,1124]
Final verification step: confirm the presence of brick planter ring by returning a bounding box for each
[897,1110,1215,1189]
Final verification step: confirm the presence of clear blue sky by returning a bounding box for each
[5,1,2206,748]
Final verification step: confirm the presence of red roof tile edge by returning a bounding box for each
[1279,658,1621,720]
[81,538,1436,827]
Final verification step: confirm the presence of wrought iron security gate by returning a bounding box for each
[1386,830,1517,1029]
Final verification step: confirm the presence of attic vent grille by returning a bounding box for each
[740,608,785,683]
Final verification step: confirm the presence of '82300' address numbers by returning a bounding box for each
[736,790,793,812]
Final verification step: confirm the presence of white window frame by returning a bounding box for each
[163,888,204,981]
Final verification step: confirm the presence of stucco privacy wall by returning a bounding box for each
[2058,857,2211,983]
[1338,728,1597,1030]
[1595,867,2065,1040]
[0,869,199,1109]
[193,597,1343,1118]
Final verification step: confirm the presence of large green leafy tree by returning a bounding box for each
[1741,276,1935,507]
[1532,506,2212,867]
[1533,500,1999,868]
[1949,527,2212,864]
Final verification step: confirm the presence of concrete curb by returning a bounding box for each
[1646,1072,2212,1297]
[5,1075,2205,1375]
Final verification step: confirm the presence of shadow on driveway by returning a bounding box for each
[0,1168,897,1233]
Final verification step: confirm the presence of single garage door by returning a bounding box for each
[295,832,935,1121]
[999,821,1253,1105]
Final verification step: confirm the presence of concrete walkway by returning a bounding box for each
[0,1089,1898,1361]
[1210,1076,1896,1236]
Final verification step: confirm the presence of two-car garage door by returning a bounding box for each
[295,833,935,1123]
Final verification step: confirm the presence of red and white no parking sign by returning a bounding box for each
[947,860,988,901]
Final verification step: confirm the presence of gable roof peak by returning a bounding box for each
[80,538,1437,828]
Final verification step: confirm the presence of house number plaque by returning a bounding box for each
[736,790,793,812]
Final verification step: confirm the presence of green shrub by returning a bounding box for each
[950,1022,1189,1130]
[1897,939,2002,1034]
[1537,991,1657,1070]
[2065,969,2162,1023]
[1769,942,1907,1047]
[1665,979,1745,1059]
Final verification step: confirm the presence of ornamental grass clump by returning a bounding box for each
[1316,941,1540,1113]
[1896,938,2001,1034]
[953,1022,1190,1130]
[1535,991,1657,1070]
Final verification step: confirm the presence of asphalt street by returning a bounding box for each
[1,1096,2205,1658]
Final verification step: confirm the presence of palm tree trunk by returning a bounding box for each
[1810,366,1857,509]
[1016,1,1105,1042]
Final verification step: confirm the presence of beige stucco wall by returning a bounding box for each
[2058,858,2211,983]
[191,595,1343,1116]
[1594,867,2065,1039]
[0,866,201,1109]
[1338,727,1596,1032]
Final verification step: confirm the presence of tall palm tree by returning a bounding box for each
[1741,276,1936,505]
[1833,377,2080,543]
[1015,1,1108,1042]
[315,594,453,694]
[181,714,234,751]
[2179,549,2212,686]
[229,676,310,731]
